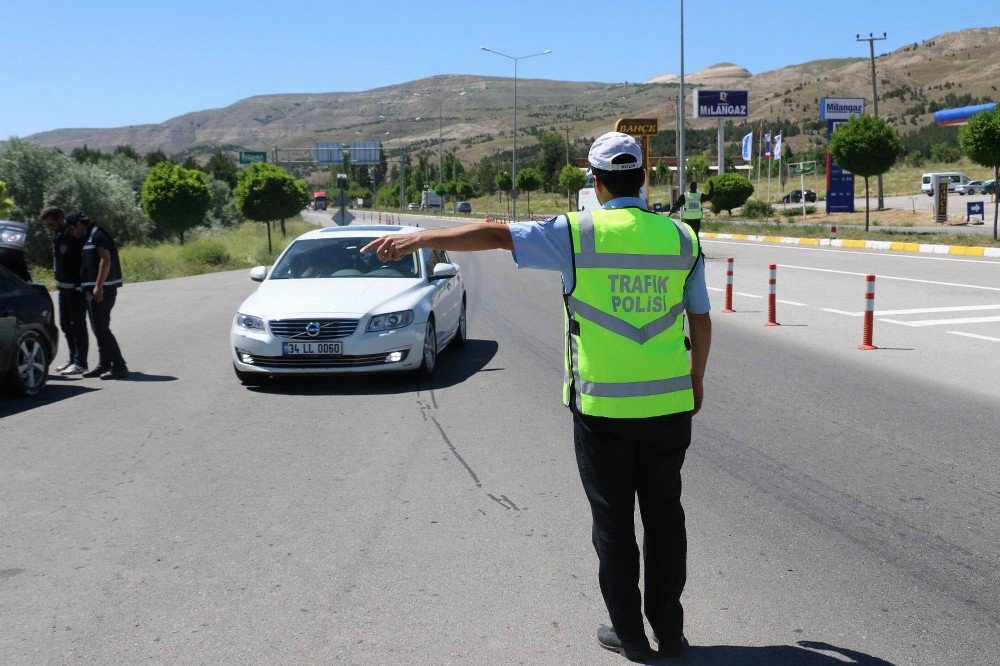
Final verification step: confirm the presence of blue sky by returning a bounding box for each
[0,1,990,137]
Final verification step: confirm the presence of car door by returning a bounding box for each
[0,268,19,370]
[426,249,459,342]
[438,250,462,337]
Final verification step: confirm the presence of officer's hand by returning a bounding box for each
[692,376,704,415]
[92,285,104,303]
[360,233,421,261]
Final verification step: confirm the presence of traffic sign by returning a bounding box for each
[789,163,816,176]
[239,151,267,164]
[331,209,354,226]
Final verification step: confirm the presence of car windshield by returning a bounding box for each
[269,237,420,279]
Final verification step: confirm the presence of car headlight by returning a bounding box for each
[366,310,414,332]
[235,312,265,331]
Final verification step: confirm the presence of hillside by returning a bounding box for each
[25,27,1000,162]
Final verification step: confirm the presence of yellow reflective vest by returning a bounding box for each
[682,191,703,220]
[563,207,700,418]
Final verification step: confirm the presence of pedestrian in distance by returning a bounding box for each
[670,180,713,237]
[39,206,91,375]
[64,213,129,380]
[361,132,712,662]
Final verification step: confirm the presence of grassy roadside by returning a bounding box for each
[28,218,313,290]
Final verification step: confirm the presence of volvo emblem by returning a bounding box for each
[305,321,322,337]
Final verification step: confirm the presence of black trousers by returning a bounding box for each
[58,288,89,366]
[86,288,126,370]
[573,409,691,650]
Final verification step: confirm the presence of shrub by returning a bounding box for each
[182,239,230,267]
[741,199,775,219]
[780,205,817,218]
[706,173,755,214]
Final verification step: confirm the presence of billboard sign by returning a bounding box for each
[312,141,344,164]
[348,141,382,166]
[239,151,267,164]
[819,97,865,120]
[692,90,749,118]
[826,120,855,213]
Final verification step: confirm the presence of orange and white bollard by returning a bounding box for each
[765,264,779,326]
[831,224,838,240]
[858,274,877,350]
[722,257,735,313]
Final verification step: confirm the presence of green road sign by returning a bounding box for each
[789,163,816,176]
[239,151,267,164]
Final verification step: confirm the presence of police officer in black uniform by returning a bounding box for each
[65,213,128,379]
[39,206,90,374]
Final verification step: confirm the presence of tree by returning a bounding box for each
[686,155,710,183]
[516,167,541,217]
[535,130,566,191]
[233,163,309,253]
[0,180,13,218]
[828,115,903,231]
[145,150,170,167]
[705,173,754,215]
[204,151,239,189]
[181,156,201,171]
[495,171,512,206]
[559,164,587,209]
[140,162,212,244]
[960,107,1000,239]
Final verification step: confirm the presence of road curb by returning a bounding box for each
[701,232,1000,258]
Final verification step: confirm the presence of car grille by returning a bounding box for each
[244,350,409,368]
[268,318,359,340]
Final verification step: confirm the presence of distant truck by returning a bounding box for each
[420,190,443,210]
[312,191,327,210]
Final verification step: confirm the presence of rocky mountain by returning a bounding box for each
[24,27,1000,161]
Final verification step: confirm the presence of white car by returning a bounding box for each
[231,225,467,382]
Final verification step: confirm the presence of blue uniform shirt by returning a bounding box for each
[509,197,711,314]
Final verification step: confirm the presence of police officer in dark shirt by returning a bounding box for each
[64,213,128,379]
[39,206,90,375]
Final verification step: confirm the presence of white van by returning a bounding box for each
[921,172,970,196]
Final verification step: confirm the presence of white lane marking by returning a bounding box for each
[707,286,724,292]
[776,264,1000,293]
[821,308,861,316]
[702,239,1000,265]
[874,304,1000,316]
[948,331,1000,342]
[880,315,1000,327]
[777,300,808,306]
[733,291,763,299]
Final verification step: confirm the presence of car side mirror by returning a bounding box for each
[250,265,268,282]
[430,263,458,280]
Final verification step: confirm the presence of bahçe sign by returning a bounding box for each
[692,90,749,118]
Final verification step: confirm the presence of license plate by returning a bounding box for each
[282,342,342,355]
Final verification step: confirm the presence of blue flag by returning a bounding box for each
[741,132,753,161]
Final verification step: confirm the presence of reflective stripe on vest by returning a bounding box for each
[682,191,703,220]
[563,208,699,418]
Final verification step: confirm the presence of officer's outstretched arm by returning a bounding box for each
[360,224,513,261]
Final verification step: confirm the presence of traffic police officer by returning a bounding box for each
[361,132,712,661]
[65,213,129,379]
[670,180,713,236]
[39,206,90,374]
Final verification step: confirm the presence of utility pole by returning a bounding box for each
[677,0,686,201]
[560,125,572,210]
[857,31,887,210]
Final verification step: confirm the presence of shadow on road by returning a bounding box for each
[245,339,500,396]
[0,383,100,418]
[636,640,894,665]
[119,371,178,382]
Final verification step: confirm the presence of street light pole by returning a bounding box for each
[415,91,466,185]
[858,31,887,210]
[677,0,686,199]
[481,46,551,221]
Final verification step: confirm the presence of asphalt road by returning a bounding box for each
[2,214,999,664]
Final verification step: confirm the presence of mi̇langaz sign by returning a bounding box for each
[692,90,749,118]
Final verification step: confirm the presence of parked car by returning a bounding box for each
[407,202,420,211]
[0,264,58,397]
[781,189,817,204]
[980,179,996,195]
[455,201,472,214]
[231,225,467,383]
[956,180,984,195]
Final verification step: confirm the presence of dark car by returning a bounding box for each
[454,201,472,214]
[0,265,58,397]
[983,179,996,195]
[781,189,817,204]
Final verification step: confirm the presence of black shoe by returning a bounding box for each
[82,366,109,378]
[597,625,654,662]
[652,632,689,658]
[100,366,129,380]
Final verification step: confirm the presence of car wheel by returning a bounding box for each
[415,320,437,379]
[453,298,468,348]
[9,331,49,397]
